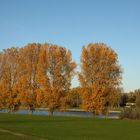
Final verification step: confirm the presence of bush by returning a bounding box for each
[120,108,140,120]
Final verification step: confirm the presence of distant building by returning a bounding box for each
[125,103,136,108]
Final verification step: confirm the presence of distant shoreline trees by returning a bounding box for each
[0,42,123,115]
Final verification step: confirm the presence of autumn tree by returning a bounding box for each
[37,44,76,115]
[17,43,41,113]
[0,48,21,111]
[0,51,6,108]
[79,43,122,115]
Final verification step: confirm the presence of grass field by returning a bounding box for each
[0,113,140,140]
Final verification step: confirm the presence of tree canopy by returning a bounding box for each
[79,43,122,114]
[0,43,76,114]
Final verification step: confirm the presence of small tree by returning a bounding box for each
[120,93,128,107]
[67,87,82,108]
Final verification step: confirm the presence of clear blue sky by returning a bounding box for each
[0,0,140,92]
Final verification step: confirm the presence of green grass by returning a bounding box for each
[0,113,140,140]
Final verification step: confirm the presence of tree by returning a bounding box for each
[0,48,21,111]
[0,52,6,108]
[120,93,128,107]
[79,43,122,115]
[127,92,136,103]
[67,87,82,108]
[38,44,76,115]
[17,43,41,113]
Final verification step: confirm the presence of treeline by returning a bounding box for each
[0,43,122,115]
[120,89,140,106]
[68,88,140,108]
[67,87,122,109]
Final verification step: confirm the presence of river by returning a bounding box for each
[0,109,120,118]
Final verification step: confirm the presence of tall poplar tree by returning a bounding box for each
[79,43,122,115]
[0,48,20,111]
[18,43,41,112]
[38,44,76,115]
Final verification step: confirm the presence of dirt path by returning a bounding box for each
[0,128,48,140]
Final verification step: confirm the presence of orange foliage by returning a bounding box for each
[38,44,76,114]
[0,43,76,113]
[79,43,122,114]
[0,48,20,111]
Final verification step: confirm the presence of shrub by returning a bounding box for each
[120,108,140,120]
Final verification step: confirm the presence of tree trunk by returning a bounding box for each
[29,105,34,114]
[49,110,54,116]
[92,111,96,117]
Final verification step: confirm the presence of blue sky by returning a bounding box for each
[0,0,140,92]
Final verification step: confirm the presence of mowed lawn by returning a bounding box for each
[0,113,140,140]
